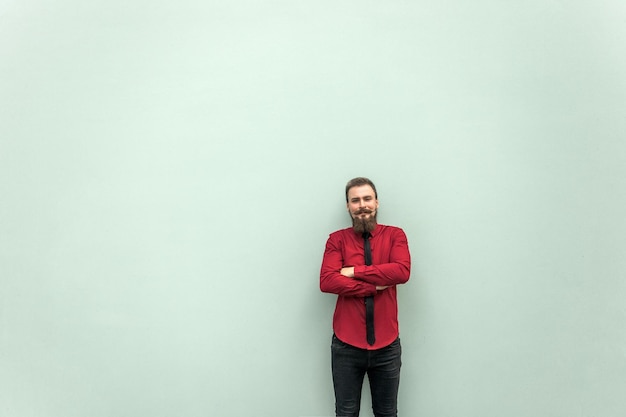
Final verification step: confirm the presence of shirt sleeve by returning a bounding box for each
[353,228,411,286]
[320,234,378,297]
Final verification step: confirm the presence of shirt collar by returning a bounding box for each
[351,223,380,238]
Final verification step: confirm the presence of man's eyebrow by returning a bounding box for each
[350,196,374,201]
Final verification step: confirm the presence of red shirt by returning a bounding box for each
[320,224,411,350]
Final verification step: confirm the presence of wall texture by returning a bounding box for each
[1,1,625,416]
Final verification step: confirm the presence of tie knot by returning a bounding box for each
[362,232,371,240]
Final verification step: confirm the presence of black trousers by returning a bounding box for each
[331,334,402,417]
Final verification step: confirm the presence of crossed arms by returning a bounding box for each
[319,228,411,297]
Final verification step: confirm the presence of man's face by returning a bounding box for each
[347,185,379,233]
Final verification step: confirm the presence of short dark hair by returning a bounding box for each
[345,177,378,202]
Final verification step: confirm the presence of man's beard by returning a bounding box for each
[351,210,377,234]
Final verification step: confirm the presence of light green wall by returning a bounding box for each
[1,1,625,416]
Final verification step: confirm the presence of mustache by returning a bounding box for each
[355,208,374,215]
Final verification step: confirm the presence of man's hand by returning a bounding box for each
[340,267,355,278]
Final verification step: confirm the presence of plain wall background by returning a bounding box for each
[1,1,625,416]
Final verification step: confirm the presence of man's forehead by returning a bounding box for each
[347,185,376,198]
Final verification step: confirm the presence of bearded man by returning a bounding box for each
[320,177,411,417]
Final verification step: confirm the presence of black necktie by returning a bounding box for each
[363,232,375,345]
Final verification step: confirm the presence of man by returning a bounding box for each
[320,177,411,417]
